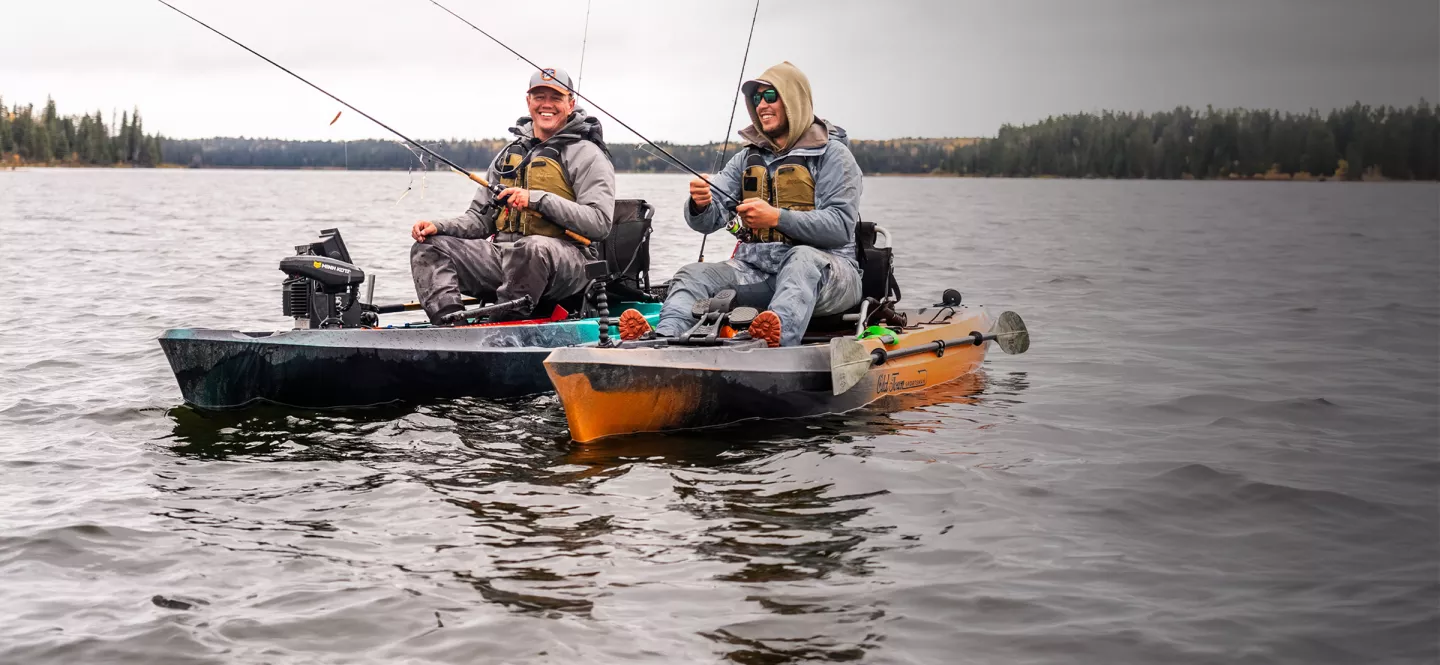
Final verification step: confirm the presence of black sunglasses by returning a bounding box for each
[750,89,779,106]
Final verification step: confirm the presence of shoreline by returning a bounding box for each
[2,162,1420,183]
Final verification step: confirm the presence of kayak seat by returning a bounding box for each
[594,199,655,302]
[805,220,901,333]
[528,199,658,319]
[854,220,900,303]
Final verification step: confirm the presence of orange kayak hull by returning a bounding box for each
[544,308,993,442]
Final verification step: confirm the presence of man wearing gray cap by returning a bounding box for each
[409,67,616,323]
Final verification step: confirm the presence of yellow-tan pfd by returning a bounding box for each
[493,142,577,240]
[738,151,815,244]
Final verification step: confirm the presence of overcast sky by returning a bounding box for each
[4,0,1436,143]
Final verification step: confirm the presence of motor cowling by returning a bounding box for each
[279,255,366,292]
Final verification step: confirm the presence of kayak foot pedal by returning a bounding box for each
[669,311,727,346]
[671,289,744,346]
[727,307,757,330]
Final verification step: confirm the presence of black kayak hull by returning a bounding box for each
[159,307,659,409]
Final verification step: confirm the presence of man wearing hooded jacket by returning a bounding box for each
[618,61,863,347]
[410,67,615,324]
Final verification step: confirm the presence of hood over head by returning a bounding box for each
[739,61,816,154]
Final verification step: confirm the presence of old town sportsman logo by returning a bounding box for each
[876,369,927,394]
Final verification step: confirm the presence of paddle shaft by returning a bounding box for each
[869,331,994,366]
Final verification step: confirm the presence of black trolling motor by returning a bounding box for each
[279,229,376,329]
[279,228,511,329]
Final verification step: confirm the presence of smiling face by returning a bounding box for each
[753,87,788,141]
[527,87,575,140]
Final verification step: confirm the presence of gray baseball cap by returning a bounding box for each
[528,68,574,95]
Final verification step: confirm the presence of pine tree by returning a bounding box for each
[1304,123,1338,176]
[118,111,131,164]
[31,123,53,162]
[12,104,32,161]
[42,97,63,162]
[139,134,159,166]
[1125,121,1152,178]
[128,108,143,163]
[52,119,71,160]
[92,110,111,163]
[0,97,11,154]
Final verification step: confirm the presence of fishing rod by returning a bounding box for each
[153,0,591,245]
[699,0,762,262]
[423,0,743,209]
[577,0,592,89]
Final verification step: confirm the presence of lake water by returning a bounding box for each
[1,169,1436,664]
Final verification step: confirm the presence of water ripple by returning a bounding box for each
[0,172,1435,663]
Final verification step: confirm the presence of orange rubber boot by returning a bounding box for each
[617,309,652,341]
[749,310,782,348]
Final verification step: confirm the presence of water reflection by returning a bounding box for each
[165,371,1001,468]
[154,371,1009,657]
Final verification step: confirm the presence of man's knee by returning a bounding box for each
[410,239,440,269]
[778,247,831,285]
[782,245,830,269]
[411,235,459,262]
[509,235,570,260]
[671,261,708,283]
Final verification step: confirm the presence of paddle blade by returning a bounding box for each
[830,337,876,395]
[835,338,875,394]
[991,311,1030,355]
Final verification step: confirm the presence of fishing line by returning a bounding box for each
[698,0,761,262]
[395,141,433,203]
[422,0,741,207]
[328,110,350,171]
[577,0,592,89]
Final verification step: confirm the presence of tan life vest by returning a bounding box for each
[494,143,576,240]
[738,151,815,244]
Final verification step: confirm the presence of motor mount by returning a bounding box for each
[279,229,371,329]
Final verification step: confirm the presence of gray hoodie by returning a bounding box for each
[435,109,616,242]
[683,61,861,274]
[684,119,862,273]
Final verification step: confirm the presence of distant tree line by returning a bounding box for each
[1,97,163,166]
[6,97,1436,180]
[160,102,1440,181]
[947,102,1438,181]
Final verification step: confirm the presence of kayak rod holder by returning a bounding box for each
[439,296,531,326]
